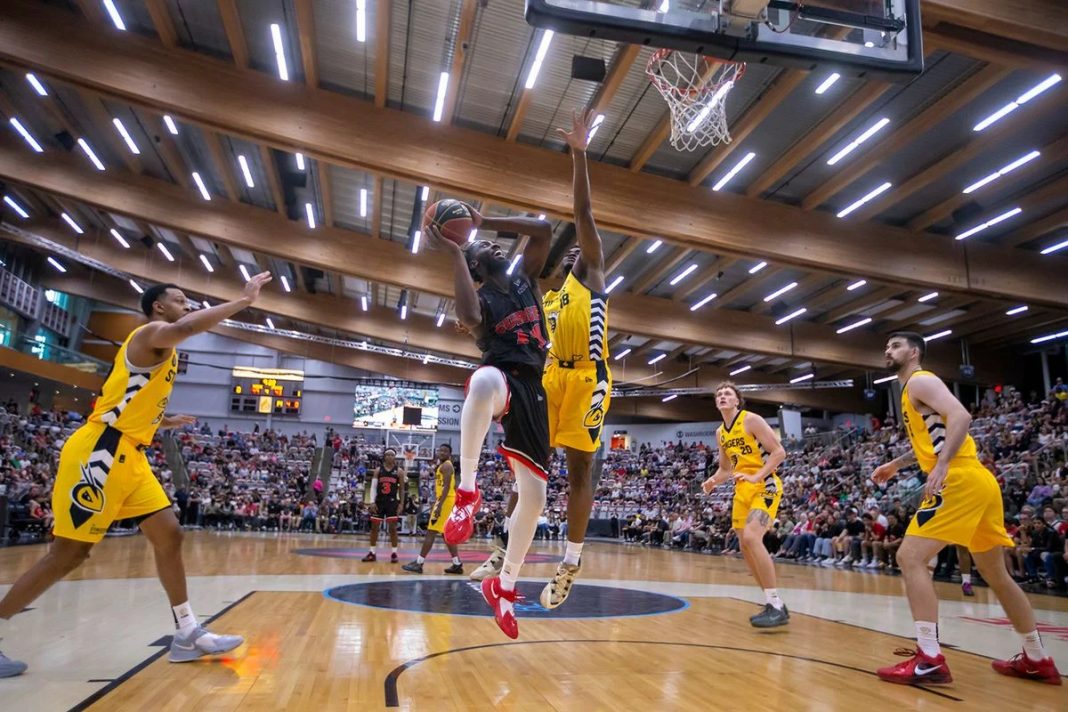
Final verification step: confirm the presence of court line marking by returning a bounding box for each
[382,639,964,707]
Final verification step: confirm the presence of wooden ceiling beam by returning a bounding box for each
[374,0,390,108]
[145,0,178,48]
[587,44,641,117]
[1002,205,1068,248]
[442,0,478,124]
[294,0,319,88]
[631,248,691,294]
[674,257,732,302]
[217,0,249,69]
[605,237,642,275]
[922,0,1068,54]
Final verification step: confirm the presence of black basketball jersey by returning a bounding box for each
[475,273,547,370]
[376,466,401,501]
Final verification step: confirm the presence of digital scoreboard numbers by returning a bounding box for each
[230,367,304,416]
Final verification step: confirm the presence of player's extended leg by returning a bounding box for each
[876,535,953,684]
[971,547,1061,684]
[743,511,788,628]
[539,446,594,609]
[387,520,400,563]
[362,519,381,561]
[139,510,244,663]
[957,546,975,596]
[482,463,546,638]
[471,485,517,581]
[446,367,507,545]
[403,530,437,573]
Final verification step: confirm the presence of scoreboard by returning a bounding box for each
[230,366,304,416]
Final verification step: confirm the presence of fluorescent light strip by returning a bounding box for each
[955,207,1021,241]
[47,256,66,273]
[587,113,606,141]
[239,264,252,282]
[962,150,1041,194]
[790,373,814,384]
[1040,238,1068,255]
[359,188,368,217]
[356,0,366,42]
[873,375,896,384]
[646,240,663,254]
[658,0,670,11]
[729,365,751,376]
[974,74,1062,132]
[836,181,892,218]
[109,119,140,155]
[605,275,624,293]
[3,195,29,219]
[924,329,952,342]
[109,228,130,248]
[614,348,631,361]
[280,275,291,292]
[237,155,255,188]
[305,202,316,229]
[538,213,547,221]
[662,394,678,402]
[191,172,212,201]
[846,279,867,291]
[1032,329,1068,345]
[467,229,477,243]
[266,318,276,330]
[270,24,289,81]
[436,313,445,328]
[748,261,767,274]
[836,317,872,334]
[524,30,555,89]
[763,281,798,302]
[163,115,179,135]
[400,305,408,320]
[295,153,305,171]
[199,254,214,273]
[669,263,698,286]
[506,254,522,275]
[433,71,450,122]
[712,151,756,191]
[814,73,840,95]
[77,138,105,171]
[648,354,666,365]
[25,73,48,96]
[690,293,718,311]
[918,291,938,303]
[1005,305,1028,316]
[103,0,126,30]
[157,243,175,262]
[420,186,429,202]
[826,118,890,166]
[361,295,368,311]
[775,307,807,325]
[129,279,143,294]
[9,118,43,153]
[411,230,422,255]
[60,212,83,234]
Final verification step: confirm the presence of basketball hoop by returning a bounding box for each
[402,446,417,471]
[646,49,745,152]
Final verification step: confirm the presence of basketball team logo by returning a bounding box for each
[583,377,609,442]
[69,462,106,528]
[915,493,944,527]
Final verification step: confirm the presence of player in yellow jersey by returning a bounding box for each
[702,381,789,628]
[0,273,271,678]
[872,332,1060,686]
[403,444,464,575]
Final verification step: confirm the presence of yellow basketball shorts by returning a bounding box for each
[428,497,456,533]
[731,475,783,530]
[52,422,172,543]
[905,460,1013,552]
[543,360,612,453]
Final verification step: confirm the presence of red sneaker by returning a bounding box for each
[877,648,952,685]
[992,652,1062,685]
[444,486,481,545]
[361,552,376,562]
[481,576,519,639]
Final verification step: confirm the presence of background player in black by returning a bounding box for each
[361,449,406,563]
[425,211,551,639]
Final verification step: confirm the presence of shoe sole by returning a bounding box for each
[877,674,953,685]
[750,615,790,628]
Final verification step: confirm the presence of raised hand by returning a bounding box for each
[424,224,463,254]
[871,462,898,484]
[556,109,598,152]
[161,414,197,429]
[243,271,273,302]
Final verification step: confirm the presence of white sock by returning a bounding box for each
[1021,630,1048,662]
[173,602,197,636]
[452,556,462,565]
[459,459,479,493]
[498,464,547,592]
[563,540,583,566]
[500,558,521,591]
[459,368,506,491]
[915,621,940,657]
[961,573,972,585]
[391,546,398,554]
[416,555,425,564]
[764,589,784,611]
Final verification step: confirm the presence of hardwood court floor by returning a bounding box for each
[1,532,1065,711]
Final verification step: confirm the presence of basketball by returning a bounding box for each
[424,199,473,245]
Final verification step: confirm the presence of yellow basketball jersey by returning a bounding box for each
[434,462,456,500]
[718,410,769,475]
[542,271,608,362]
[901,370,977,472]
[89,326,177,446]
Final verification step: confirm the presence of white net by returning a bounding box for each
[646,49,746,152]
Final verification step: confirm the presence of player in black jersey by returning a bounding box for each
[425,209,552,639]
[361,449,406,563]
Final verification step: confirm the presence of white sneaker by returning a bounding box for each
[469,547,506,581]
[0,650,27,678]
[842,556,854,565]
[539,561,581,609]
[169,626,244,663]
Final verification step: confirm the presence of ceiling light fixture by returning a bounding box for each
[836,181,892,218]
[814,73,840,95]
[646,240,663,254]
[525,30,555,89]
[846,279,867,291]
[962,150,1041,194]
[614,348,631,361]
[25,73,48,96]
[973,74,1062,131]
[764,281,798,302]
[955,207,1022,240]
[163,115,179,135]
[103,0,127,30]
[775,307,807,325]
[237,155,255,188]
[1005,305,1028,316]
[305,202,316,229]
[60,212,83,234]
[199,254,214,273]
[47,256,67,272]
[712,151,756,191]
[9,118,43,153]
[77,138,105,171]
[112,118,141,155]
[605,275,624,293]
[2,195,29,219]
[729,365,752,376]
[836,317,872,334]
[270,24,290,81]
[191,172,212,201]
[109,228,130,248]
[669,263,698,285]
[748,261,767,274]
[157,242,175,262]
[690,292,718,311]
[433,71,450,122]
[827,118,890,165]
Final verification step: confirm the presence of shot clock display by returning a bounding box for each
[230,367,304,416]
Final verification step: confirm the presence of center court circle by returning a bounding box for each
[324,580,689,619]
